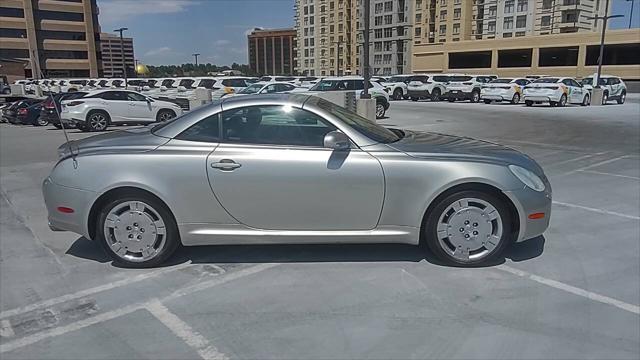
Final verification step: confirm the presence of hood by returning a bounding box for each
[58,126,169,158]
[388,130,543,173]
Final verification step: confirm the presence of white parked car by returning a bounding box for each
[382,75,414,100]
[301,76,391,119]
[232,82,298,96]
[60,89,183,131]
[580,75,627,105]
[258,75,297,83]
[211,77,254,99]
[293,76,320,88]
[445,75,497,103]
[406,74,450,102]
[524,77,590,107]
[60,79,88,92]
[481,78,531,104]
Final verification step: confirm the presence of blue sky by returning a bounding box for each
[97,0,639,66]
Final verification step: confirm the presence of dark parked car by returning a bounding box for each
[2,99,42,124]
[17,101,46,126]
[40,92,87,128]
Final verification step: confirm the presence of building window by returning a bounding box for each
[541,16,551,26]
[375,3,383,14]
[543,0,553,9]
[374,29,383,38]
[440,10,447,19]
[515,31,526,36]
[517,0,527,12]
[384,28,393,37]
[439,24,446,35]
[489,6,497,16]
[0,7,25,17]
[375,16,383,25]
[384,14,393,24]
[454,8,461,19]
[504,0,514,14]
[452,23,460,34]
[562,10,579,23]
[384,1,393,12]
[516,15,527,28]
[503,32,513,38]
[449,51,492,69]
[414,27,422,37]
[504,17,514,30]
[539,46,579,66]
[374,42,383,51]
[585,43,640,65]
[416,13,422,23]
[498,48,532,67]
[488,21,496,33]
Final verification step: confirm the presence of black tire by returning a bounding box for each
[525,100,533,107]
[550,101,558,107]
[375,102,386,119]
[53,123,62,129]
[422,189,513,266]
[431,88,441,102]
[2,88,10,95]
[96,193,180,268]
[470,90,481,103]
[86,110,110,131]
[511,93,521,105]
[602,91,608,105]
[581,94,590,106]
[558,94,567,107]
[392,88,403,100]
[34,116,48,127]
[411,97,419,102]
[483,99,492,104]
[156,109,176,122]
[617,91,626,104]
[448,97,456,103]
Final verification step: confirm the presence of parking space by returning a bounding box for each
[1,99,639,359]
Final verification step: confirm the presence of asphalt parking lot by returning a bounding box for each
[1,98,639,359]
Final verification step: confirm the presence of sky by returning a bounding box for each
[97,0,639,67]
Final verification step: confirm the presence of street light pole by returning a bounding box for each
[628,0,636,29]
[113,27,128,88]
[362,0,371,99]
[587,0,623,88]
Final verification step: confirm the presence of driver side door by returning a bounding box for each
[206,104,385,231]
[125,91,155,122]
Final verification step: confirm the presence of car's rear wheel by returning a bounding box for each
[86,111,109,131]
[392,88,403,100]
[423,190,512,266]
[581,94,590,106]
[431,88,441,102]
[483,99,492,104]
[53,123,62,129]
[411,97,419,102]
[470,90,481,103]
[617,91,626,104]
[525,100,533,107]
[448,97,456,102]
[511,93,521,104]
[97,195,179,268]
[558,94,567,107]
[602,91,608,105]
[35,116,49,126]
[375,102,386,119]
[156,109,176,122]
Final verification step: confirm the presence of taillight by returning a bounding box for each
[65,101,84,106]
[17,108,27,115]
[223,87,235,94]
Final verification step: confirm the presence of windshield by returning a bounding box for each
[432,75,450,82]
[197,79,216,89]
[581,78,606,86]
[450,76,473,82]
[387,76,410,83]
[178,79,195,89]
[238,84,264,94]
[259,76,272,82]
[490,79,513,84]
[161,79,176,88]
[534,78,560,83]
[313,98,400,144]
[310,80,347,91]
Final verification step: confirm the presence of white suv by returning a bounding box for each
[60,89,183,131]
[382,75,413,100]
[481,78,531,104]
[445,75,496,103]
[580,75,627,105]
[524,77,590,107]
[406,74,450,102]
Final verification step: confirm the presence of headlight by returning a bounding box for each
[509,165,545,192]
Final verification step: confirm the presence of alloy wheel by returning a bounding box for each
[159,110,175,122]
[376,104,385,119]
[103,201,167,263]
[436,197,503,263]
[89,113,108,131]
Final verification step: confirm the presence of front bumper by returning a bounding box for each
[504,185,552,242]
[43,177,95,239]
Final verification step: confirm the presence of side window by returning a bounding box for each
[561,79,572,86]
[281,84,295,92]
[352,80,364,90]
[263,84,278,94]
[220,105,337,147]
[176,113,220,143]
[101,91,127,101]
[126,92,148,101]
[570,79,581,87]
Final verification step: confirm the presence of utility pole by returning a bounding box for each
[628,0,636,29]
[587,0,623,87]
[114,27,128,87]
[362,0,371,99]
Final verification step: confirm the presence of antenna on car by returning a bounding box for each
[45,74,78,167]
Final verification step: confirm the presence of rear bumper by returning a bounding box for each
[445,91,473,100]
[524,95,551,103]
[481,94,508,101]
[407,89,430,98]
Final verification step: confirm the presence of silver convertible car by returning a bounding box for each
[43,94,551,267]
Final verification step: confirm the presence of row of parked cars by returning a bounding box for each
[381,73,628,106]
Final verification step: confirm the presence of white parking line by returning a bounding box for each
[568,155,630,174]
[0,263,278,354]
[0,262,198,320]
[552,201,640,220]
[147,300,228,360]
[497,265,640,315]
[578,169,640,181]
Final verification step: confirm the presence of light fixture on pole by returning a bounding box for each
[113,27,129,88]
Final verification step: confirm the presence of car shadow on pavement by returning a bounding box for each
[66,235,545,269]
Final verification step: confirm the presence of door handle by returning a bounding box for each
[211,159,241,171]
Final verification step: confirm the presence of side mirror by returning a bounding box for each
[146,97,154,103]
[323,131,350,151]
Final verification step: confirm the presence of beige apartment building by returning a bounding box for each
[295,0,359,76]
[0,0,101,79]
[100,32,134,78]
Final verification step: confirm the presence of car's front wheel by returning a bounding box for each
[431,88,441,102]
[97,194,179,268]
[511,93,521,104]
[392,88,403,100]
[86,111,110,131]
[34,116,49,127]
[558,94,567,107]
[156,109,177,122]
[423,190,512,266]
[617,91,626,104]
[375,102,386,119]
[581,94,590,106]
[470,90,481,103]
